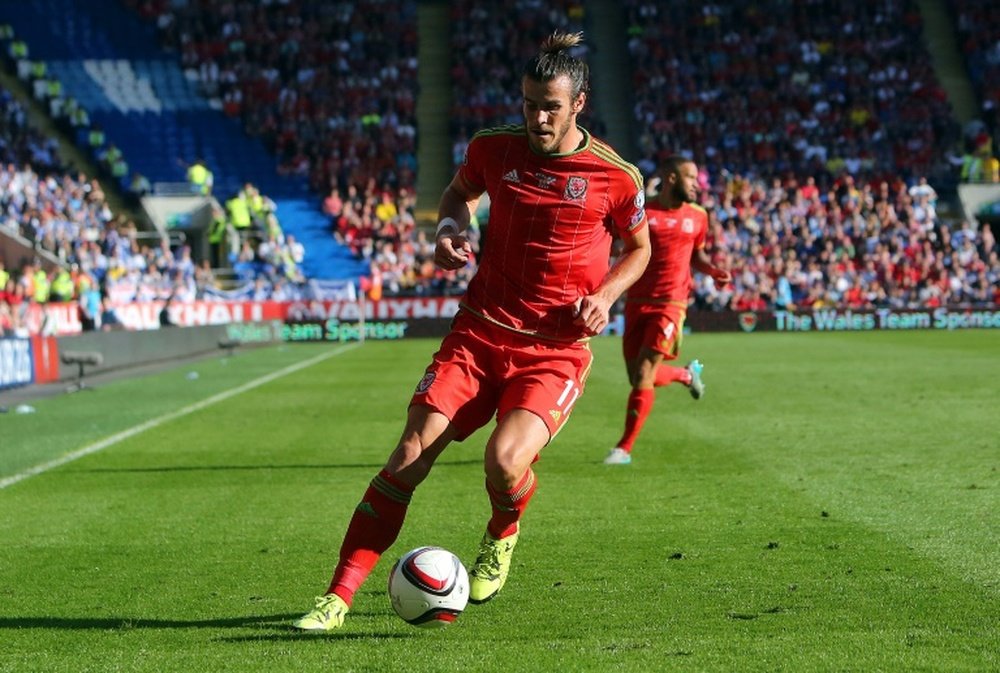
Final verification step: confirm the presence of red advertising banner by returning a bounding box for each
[21,300,998,338]
[22,298,464,336]
[30,335,60,384]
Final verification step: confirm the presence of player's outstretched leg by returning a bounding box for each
[604,447,633,465]
[293,594,349,631]
[686,360,705,400]
[292,469,414,631]
[469,528,520,604]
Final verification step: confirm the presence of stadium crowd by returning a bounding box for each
[689,172,998,312]
[3,0,998,340]
[438,0,998,309]
[624,0,960,188]
[128,0,427,297]
[322,180,476,298]
[132,0,419,197]
[314,162,998,312]
[613,0,996,311]
[950,0,1000,182]
[0,85,311,337]
[448,0,593,168]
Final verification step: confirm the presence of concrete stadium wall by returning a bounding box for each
[54,324,260,381]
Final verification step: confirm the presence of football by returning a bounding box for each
[387,546,470,628]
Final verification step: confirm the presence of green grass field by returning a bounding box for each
[1,332,997,673]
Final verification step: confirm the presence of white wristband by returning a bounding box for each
[436,217,459,238]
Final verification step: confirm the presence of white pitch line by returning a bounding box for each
[0,343,359,491]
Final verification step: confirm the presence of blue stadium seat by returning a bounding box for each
[0,0,372,278]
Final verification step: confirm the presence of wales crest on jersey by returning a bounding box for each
[564,175,588,201]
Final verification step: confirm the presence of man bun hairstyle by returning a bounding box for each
[523,31,589,100]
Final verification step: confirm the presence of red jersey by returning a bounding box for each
[626,201,707,304]
[456,125,646,342]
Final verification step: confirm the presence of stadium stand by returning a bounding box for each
[614,0,996,311]
[132,0,420,195]
[128,0,420,282]
[623,0,961,188]
[949,0,1000,182]
[1,0,997,340]
[0,0,366,280]
[691,171,998,311]
[448,0,594,168]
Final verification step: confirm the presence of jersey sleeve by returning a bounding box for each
[694,208,708,251]
[609,175,647,238]
[455,134,488,195]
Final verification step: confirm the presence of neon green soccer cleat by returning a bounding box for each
[292,593,349,631]
[469,529,519,604]
[686,360,705,400]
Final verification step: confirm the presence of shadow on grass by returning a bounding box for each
[0,614,418,641]
[67,460,482,474]
[0,614,299,630]
[219,632,415,643]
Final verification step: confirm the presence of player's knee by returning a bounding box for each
[485,410,548,487]
[483,446,525,489]
[395,434,425,464]
[483,462,520,490]
[386,434,435,484]
[635,352,662,386]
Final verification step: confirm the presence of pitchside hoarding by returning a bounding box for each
[0,338,33,390]
[679,307,1000,334]
[14,300,1000,344]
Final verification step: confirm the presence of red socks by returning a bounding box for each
[615,388,654,453]
[327,469,414,605]
[655,365,691,387]
[327,465,543,602]
[486,468,537,539]
[616,367,690,452]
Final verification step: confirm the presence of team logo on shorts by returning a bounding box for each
[415,371,436,393]
[549,409,562,423]
[564,176,588,201]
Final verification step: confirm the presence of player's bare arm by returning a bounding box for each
[576,226,651,334]
[434,175,482,271]
[691,248,731,288]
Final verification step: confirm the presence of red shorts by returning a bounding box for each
[410,311,593,441]
[622,302,686,361]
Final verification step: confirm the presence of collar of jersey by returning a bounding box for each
[527,126,591,158]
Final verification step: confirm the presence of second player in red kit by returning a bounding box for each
[605,155,731,466]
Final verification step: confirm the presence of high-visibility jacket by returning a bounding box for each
[188,164,212,195]
[226,196,251,229]
[33,270,50,303]
[208,214,227,243]
[51,270,74,299]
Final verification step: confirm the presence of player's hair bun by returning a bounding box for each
[540,31,583,54]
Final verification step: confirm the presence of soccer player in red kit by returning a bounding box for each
[294,32,651,630]
[604,155,731,466]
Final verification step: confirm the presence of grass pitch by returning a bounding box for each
[0,331,997,673]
